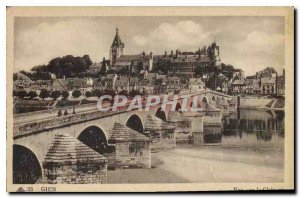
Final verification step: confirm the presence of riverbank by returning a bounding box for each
[108,145,284,183]
[239,97,284,110]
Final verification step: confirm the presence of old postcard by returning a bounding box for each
[6,7,294,192]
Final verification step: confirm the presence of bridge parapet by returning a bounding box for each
[13,109,125,139]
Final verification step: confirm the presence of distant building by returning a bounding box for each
[68,78,93,90]
[166,76,184,93]
[253,79,261,94]
[88,62,102,74]
[114,76,129,93]
[188,78,206,92]
[261,77,276,95]
[153,78,167,94]
[104,74,117,91]
[221,80,228,94]
[51,79,68,91]
[232,79,246,94]
[114,52,154,72]
[245,78,254,94]
[129,77,139,92]
[277,70,285,96]
[30,80,52,92]
[256,67,277,79]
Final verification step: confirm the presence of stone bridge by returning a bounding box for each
[12,90,231,183]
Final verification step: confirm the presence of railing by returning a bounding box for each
[13,108,123,138]
[13,102,97,118]
[13,92,226,138]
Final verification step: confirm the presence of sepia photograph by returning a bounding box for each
[6,6,294,192]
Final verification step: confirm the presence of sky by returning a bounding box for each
[14,16,285,76]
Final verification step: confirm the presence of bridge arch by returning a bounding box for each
[13,144,42,184]
[126,114,144,133]
[202,96,209,104]
[155,107,167,121]
[175,103,182,113]
[77,126,108,155]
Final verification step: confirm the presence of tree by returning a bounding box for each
[100,57,107,75]
[13,90,17,97]
[61,91,69,100]
[103,89,116,97]
[85,91,92,98]
[39,89,50,99]
[118,90,128,96]
[92,89,103,98]
[51,90,61,100]
[17,90,27,98]
[28,91,38,99]
[129,90,141,97]
[72,89,81,98]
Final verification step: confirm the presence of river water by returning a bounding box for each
[204,109,285,149]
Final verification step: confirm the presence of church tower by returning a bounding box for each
[110,27,125,66]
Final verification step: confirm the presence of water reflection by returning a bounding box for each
[203,125,222,143]
[203,109,284,145]
[223,110,284,137]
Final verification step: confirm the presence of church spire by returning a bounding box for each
[111,27,124,48]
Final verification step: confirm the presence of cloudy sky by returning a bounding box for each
[14,16,285,75]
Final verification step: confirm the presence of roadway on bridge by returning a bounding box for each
[13,104,100,125]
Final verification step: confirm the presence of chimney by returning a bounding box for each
[150,52,153,59]
[171,50,174,57]
[164,51,167,57]
[175,50,179,59]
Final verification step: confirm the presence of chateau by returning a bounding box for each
[107,28,221,78]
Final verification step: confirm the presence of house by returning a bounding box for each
[253,79,261,94]
[51,79,68,91]
[114,76,129,93]
[261,77,276,95]
[129,77,139,91]
[221,80,228,94]
[88,62,102,73]
[14,80,32,92]
[153,79,167,94]
[104,74,117,91]
[93,77,106,91]
[68,78,93,90]
[231,79,246,94]
[107,122,151,169]
[166,76,184,93]
[188,78,206,92]
[277,75,285,96]
[30,80,52,92]
[245,78,254,94]
[13,73,33,92]
[79,84,93,96]
[138,79,154,95]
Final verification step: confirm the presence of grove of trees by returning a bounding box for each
[14,55,93,81]
[72,90,82,98]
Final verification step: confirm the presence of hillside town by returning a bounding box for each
[12,25,286,185]
[13,27,285,113]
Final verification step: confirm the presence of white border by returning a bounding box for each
[1,0,298,197]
